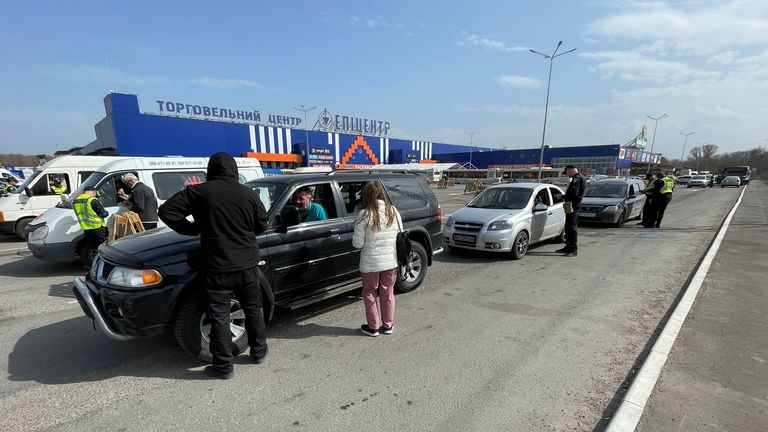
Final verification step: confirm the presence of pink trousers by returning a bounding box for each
[361,268,397,330]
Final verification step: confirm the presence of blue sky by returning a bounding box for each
[2,0,768,159]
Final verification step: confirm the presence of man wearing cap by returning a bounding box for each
[638,173,658,227]
[73,186,109,265]
[3,177,19,194]
[554,165,585,256]
[50,177,67,195]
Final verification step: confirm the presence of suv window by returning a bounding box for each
[338,181,371,215]
[284,182,338,222]
[380,177,429,211]
[152,171,207,200]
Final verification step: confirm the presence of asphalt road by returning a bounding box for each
[0,184,746,431]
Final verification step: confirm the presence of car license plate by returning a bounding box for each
[453,234,476,243]
[579,212,596,218]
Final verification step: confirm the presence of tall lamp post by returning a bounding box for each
[679,131,694,174]
[466,130,479,168]
[530,41,576,181]
[293,104,317,168]
[645,113,668,174]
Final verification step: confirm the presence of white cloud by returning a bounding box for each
[588,1,768,54]
[582,50,720,83]
[351,16,405,29]
[496,75,543,89]
[189,77,264,89]
[458,32,528,52]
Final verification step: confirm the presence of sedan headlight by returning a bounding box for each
[107,266,163,288]
[444,216,454,229]
[28,225,48,242]
[603,205,619,212]
[488,220,513,231]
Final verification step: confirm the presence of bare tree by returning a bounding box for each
[689,144,719,171]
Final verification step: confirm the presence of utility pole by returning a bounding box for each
[466,130,479,168]
[645,113,668,174]
[679,131,694,174]
[293,104,317,168]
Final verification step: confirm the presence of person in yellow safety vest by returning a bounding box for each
[73,186,109,266]
[639,173,657,227]
[2,177,19,194]
[50,177,67,194]
[653,172,675,228]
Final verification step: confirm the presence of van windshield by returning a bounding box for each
[9,170,42,194]
[56,172,107,209]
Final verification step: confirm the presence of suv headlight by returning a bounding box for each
[107,266,163,288]
[488,220,512,231]
[445,216,454,229]
[28,225,48,242]
[603,205,619,212]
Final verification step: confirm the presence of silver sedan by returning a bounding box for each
[443,183,566,259]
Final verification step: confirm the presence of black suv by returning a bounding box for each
[73,172,442,360]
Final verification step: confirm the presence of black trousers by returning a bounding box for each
[83,227,107,264]
[655,194,672,227]
[565,203,581,251]
[641,198,657,227]
[205,267,267,373]
[142,222,157,230]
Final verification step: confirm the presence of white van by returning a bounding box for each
[26,156,264,264]
[1,156,127,238]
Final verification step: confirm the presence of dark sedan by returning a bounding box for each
[577,179,646,227]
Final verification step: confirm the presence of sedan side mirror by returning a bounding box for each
[534,202,548,212]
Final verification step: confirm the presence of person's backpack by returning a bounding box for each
[395,212,412,266]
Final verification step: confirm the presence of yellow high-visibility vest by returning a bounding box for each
[73,194,106,230]
[660,176,675,194]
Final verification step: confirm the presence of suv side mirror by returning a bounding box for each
[534,202,548,212]
[279,205,300,231]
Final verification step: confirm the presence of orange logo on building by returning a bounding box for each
[338,136,379,169]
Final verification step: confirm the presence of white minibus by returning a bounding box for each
[26,156,264,264]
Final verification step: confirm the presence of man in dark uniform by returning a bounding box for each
[654,171,675,228]
[554,165,585,256]
[159,152,269,380]
[640,173,658,227]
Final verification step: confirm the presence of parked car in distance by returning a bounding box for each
[721,175,741,187]
[577,178,646,227]
[676,175,691,185]
[687,175,709,187]
[72,172,442,361]
[443,183,566,259]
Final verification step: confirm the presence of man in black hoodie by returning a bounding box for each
[159,152,269,379]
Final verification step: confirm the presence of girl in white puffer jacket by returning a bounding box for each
[352,181,402,337]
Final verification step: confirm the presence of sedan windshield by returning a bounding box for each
[585,183,627,198]
[467,188,532,209]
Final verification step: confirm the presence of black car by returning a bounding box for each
[72,172,442,360]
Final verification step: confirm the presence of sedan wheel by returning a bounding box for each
[510,231,529,260]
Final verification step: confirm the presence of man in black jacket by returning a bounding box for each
[159,152,269,379]
[554,165,585,256]
[118,173,159,229]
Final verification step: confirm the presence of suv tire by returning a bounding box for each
[174,292,248,363]
[395,241,427,293]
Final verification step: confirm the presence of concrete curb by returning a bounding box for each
[605,185,748,432]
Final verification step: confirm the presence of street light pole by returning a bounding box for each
[293,104,317,168]
[645,113,668,174]
[679,131,694,174]
[530,41,577,181]
[466,130,478,168]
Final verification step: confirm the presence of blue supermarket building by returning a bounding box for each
[77,93,658,174]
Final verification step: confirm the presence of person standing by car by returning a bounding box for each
[554,165,585,256]
[352,181,402,337]
[640,173,658,227]
[158,152,269,380]
[73,186,109,266]
[118,173,159,229]
[654,171,675,228]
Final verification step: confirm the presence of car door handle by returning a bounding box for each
[328,228,341,238]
